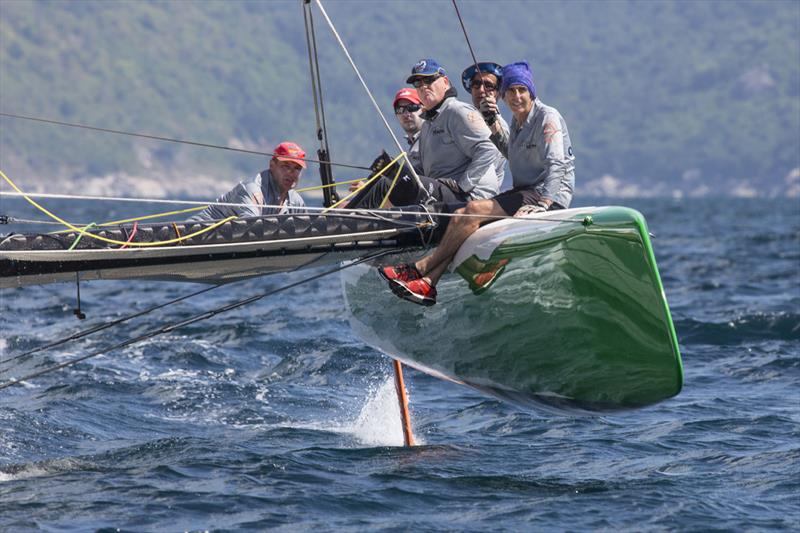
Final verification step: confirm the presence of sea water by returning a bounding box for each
[0,197,798,531]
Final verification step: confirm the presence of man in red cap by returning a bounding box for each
[393,87,424,172]
[190,141,307,220]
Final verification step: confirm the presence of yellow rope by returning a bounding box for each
[324,152,407,212]
[49,205,207,234]
[295,176,365,193]
[379,163,405,208]
[1,169,236,247]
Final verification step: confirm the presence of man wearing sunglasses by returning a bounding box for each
[349,58,502,209]
[393,87,425,172]
[461,61,509,188]
[380,61,575,306]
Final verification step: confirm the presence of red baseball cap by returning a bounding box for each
[393,88,422,107]
[273,141,307,169]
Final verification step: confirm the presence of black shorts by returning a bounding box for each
[349,173,469,208]
[494,185,564,216]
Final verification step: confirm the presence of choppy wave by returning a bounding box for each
[677,311,800,344]
[1,198,799,531]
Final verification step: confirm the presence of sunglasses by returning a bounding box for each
[470,80,498,91]
[412,75,441,88]
[395,103,422,114]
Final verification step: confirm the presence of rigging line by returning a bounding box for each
[0,284,222,369]
[325,151,408,211]
[379,161,406,209]
[303,0,338,207]
[311,17,331,157]
[3,165,240,247]
[49,206,205,234]
[5,175,237,246]
[0,207,429,232]
[3,209,422,236]
[451,0,483,74]
[118,221,138,249]
[312,0,431,202]
[0,111,372,172]
[451,0,497,126]
[295,176,366,193]
[0,187,588,226]
[0,196,588,226]
[303,0,330,154]
[0,249,393,392]
[303,2,324,140]
[67,222,96,250]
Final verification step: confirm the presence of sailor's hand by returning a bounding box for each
[439,178,463,195]
[349,180,366,192]
[515,204,547,217]
[479,96,499,125]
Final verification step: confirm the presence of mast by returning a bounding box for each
[302,0,339,208]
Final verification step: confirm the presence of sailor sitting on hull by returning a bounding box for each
[347,88,425,200]
[349,58,503,209]
[460,61,509,188]
[190,141,307,221]
[393,87,425,173]
[380,61,576,306]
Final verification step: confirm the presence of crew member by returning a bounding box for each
[190,141,307,220]
[393,87,424,172]
[381,61,575,305]
[461,61,509,187]
[350,58,503,208]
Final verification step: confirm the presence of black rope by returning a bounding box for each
[451,0,495,123]
[0,249,393,391]
[0,111,371,172]
[451,0,482,73]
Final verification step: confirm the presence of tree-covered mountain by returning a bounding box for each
[1,0,798,198]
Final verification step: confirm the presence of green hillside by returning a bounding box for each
[1,0,798,198]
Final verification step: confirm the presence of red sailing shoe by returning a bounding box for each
[378,263,422,283]
[390,277,437,306]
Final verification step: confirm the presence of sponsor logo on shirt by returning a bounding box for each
[543,121,561,144]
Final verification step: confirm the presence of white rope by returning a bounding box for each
[0,190,585,224]
[312,0,429,199]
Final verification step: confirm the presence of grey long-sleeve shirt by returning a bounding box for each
[406,130,422,173]
[490,99,575,208]
[189,170,305,221]
[418,95,503,200]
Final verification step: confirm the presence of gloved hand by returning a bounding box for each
[369,150,392,173]
[515,204,547,217]
[479,95,500,126]
[439,178,463,195]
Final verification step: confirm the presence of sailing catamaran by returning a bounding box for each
[0,0,682,420]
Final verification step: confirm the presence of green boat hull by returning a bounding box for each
[341,206,683,415]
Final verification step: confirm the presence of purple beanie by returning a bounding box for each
[500,61,536,99]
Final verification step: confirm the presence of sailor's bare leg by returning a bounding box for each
[415,198,507,286]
